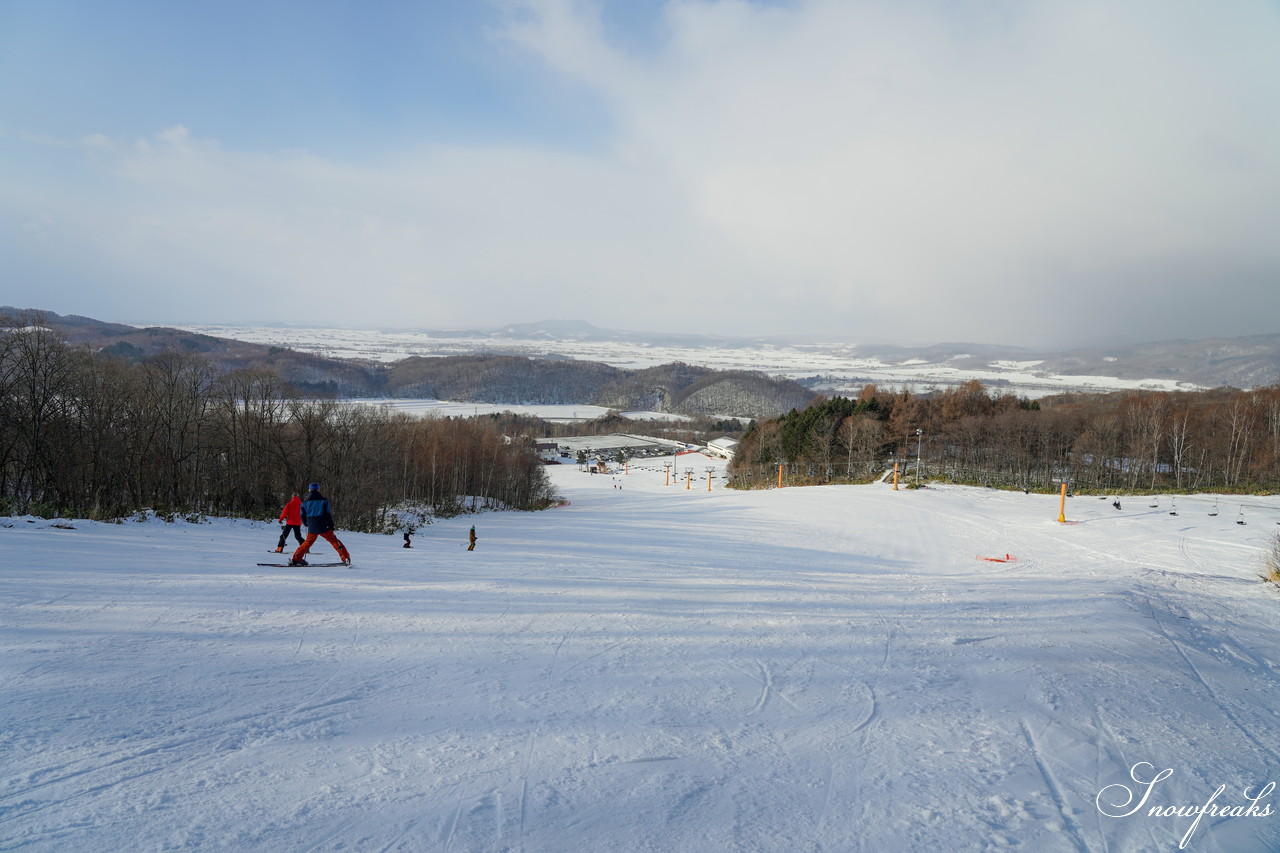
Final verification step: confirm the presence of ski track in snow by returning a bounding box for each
[3,468,1280,851]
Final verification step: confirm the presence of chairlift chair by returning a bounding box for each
[1237,506,1247,526]
[1149,496,1160,508]
[1208,500,1219,517]
[1169,498,1178,517]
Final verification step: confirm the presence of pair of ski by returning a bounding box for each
[257,561,353,568]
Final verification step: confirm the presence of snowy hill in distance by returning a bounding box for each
[173,319,1280,399]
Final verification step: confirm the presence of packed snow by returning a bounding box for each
[3,460,1280,851]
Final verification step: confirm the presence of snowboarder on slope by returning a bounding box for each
[290,483,352,567]
[273,492,304,553]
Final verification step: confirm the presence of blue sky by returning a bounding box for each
[3,0,1280,348]
[3,2,623,157]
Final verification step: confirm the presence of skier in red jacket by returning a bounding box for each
[273,492,304,553]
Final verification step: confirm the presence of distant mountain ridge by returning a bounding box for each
[7,308,1280,400]
[392,319,1280,388]
[1,309,815,418]
[866,336,1280,389]
[512,324,1280,389]
[1033,336,1280,388]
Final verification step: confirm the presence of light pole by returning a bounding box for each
[915,429,923,487]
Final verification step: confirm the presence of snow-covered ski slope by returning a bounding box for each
[3,460,1280,852]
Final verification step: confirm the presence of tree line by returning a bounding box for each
[0,318,557,529]
[387,356,812,417]
[728,379,1280,494]
[484,409,747,447]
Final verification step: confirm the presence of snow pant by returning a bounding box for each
[277,524,304,549]
[293,530,351,563]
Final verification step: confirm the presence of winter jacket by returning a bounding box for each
[300,490,335,534]
[278,496,303,526]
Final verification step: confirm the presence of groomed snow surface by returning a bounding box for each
[3,460,1280,852]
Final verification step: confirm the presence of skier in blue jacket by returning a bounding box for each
[290,483,352,566]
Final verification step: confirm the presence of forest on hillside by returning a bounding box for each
[382,356,815,416]
[10,308,815,418]
[728,380,1280,494]
[0,322,556,529]
[13,307,1280,521]
[483,409,749,453]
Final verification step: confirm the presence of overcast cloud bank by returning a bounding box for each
[3,0,1279,348]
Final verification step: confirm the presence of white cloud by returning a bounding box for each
[9,123,736,328]
[6,0,1280,346]
[77,133,115,150]
[499,0,1280,342]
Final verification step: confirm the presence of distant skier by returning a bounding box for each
[1113,499,1122,510]
[403,532,412,548]
[467,525,477,551]
[273,492,304,553]
[290,483,352,567]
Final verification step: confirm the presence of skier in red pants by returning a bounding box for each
[290,483,352,567]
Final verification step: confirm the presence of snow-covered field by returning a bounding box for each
[360,399,687,423]
[172,323,1202,399]
[4,461,1280,852]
